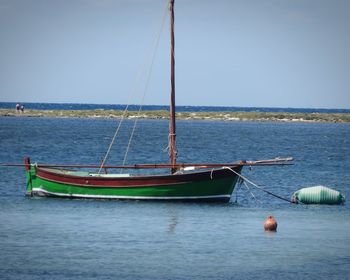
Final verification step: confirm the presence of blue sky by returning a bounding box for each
[0,0,349,109]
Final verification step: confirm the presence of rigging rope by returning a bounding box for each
[98,106,129,174]
[98,1,168,174]
[122,2,168,167]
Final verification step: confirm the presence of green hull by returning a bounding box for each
[26,165,243,202]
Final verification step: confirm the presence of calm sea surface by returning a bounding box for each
[0,116,349,279]
[1,101,350,113]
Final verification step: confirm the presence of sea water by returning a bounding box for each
[0,117,349,279]
[1,101,350,114]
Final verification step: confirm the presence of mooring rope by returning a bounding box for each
[242,180,260,202]
[223,166,294,203]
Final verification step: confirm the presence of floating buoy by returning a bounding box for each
[264,215,277,232]
[292,186,345,205]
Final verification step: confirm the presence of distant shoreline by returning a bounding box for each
[1,102,349,114]
[1,109,350,123]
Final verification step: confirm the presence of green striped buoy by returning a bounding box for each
[292,186,345,205]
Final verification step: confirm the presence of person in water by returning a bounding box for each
[16,103,20,113]
[20,105,24,113]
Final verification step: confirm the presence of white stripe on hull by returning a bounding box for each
[31,188,231,200]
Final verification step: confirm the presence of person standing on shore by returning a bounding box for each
[20,105,24,113]
[16,103,20,113]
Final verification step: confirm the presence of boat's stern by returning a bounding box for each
[24,157,36,196]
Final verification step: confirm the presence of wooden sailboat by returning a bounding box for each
[23,0,292,202]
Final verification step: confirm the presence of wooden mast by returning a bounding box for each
[169,0,177,173]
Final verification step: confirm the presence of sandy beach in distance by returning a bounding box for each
[1,108,349,123]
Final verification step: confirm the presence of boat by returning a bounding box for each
[23,0,292,202]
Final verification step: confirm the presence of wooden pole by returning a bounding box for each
[1,157,293,170]
[169,0,177,173]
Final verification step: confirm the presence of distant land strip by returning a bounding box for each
[1,109,350,123]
